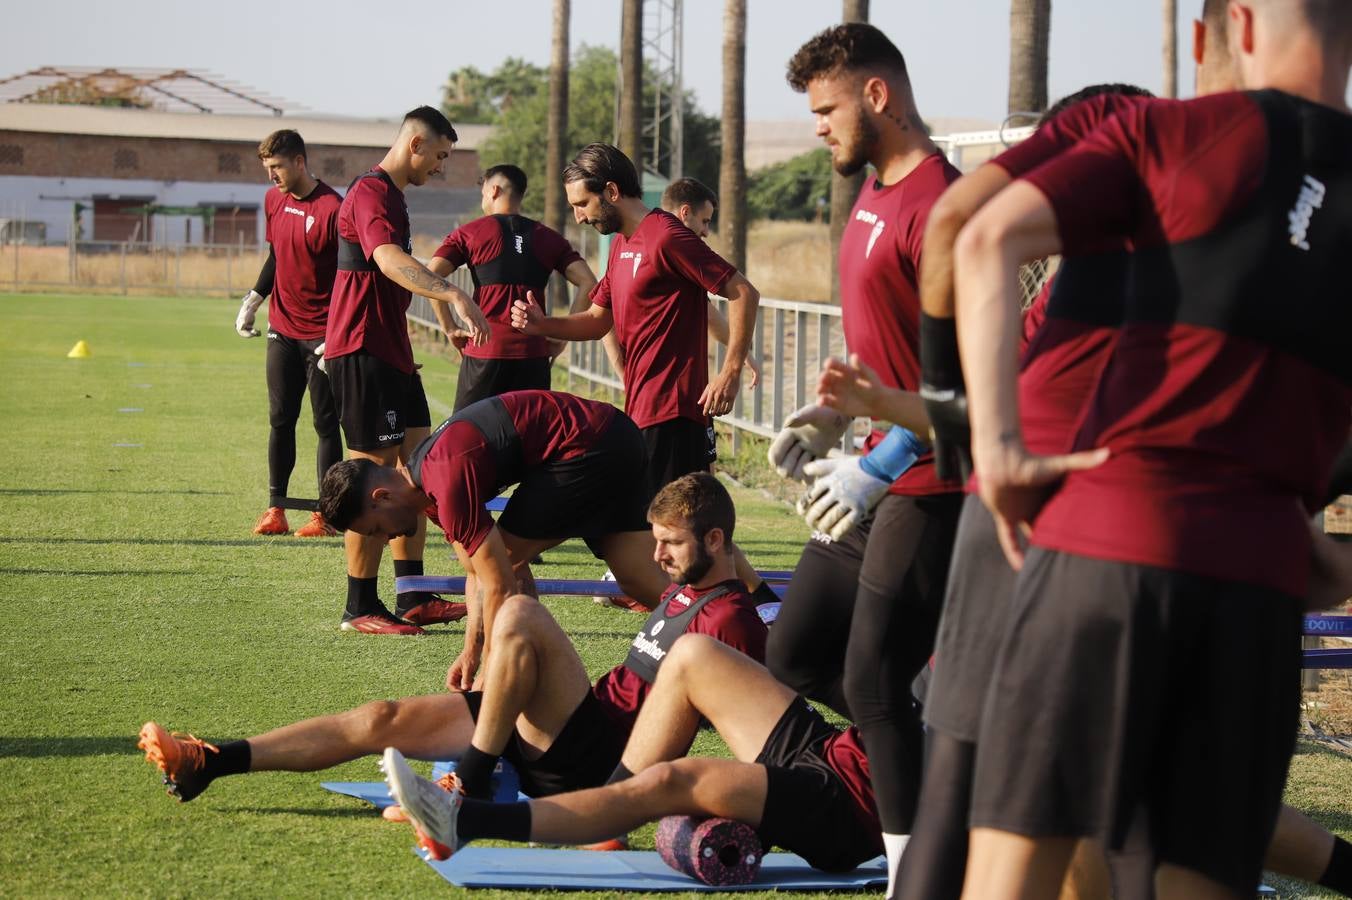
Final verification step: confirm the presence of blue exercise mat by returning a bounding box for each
[421,846,888,892]
[322,760,525,808]
[394,575,789,599]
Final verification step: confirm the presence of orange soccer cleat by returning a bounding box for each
[294,511,338,538]
[138,721,219,802]
[252,507,289,535]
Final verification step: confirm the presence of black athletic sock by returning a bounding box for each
[455,745,498,800]
[458,798,532,843]
[605,762,633,785]
[267,430,295,507]
[345,576,381,619]
[209,740,252,779]
[393,559,425,616]
[1321,835,1352,896]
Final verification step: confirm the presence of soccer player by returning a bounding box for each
[425,164,598,411]
[658,176,762,467]
[320,389,672,688]
[138,474,766,813]
[510,143,760,493]
[954,2,1352,897]
[764,23,963,893]
[323,106,491,635]
[383,632,882,875]
[234,129,344,538]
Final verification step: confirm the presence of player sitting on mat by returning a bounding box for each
[139,473,770,823]
[383,630,882,875]
[320,388,673,683]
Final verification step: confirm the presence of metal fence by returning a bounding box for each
[411,288,848,453]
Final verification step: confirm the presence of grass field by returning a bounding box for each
[0,292,1347,898]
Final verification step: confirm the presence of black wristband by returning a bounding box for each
[920,313,964,392]
[252,245,276,297]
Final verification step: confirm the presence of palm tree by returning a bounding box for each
[545,0,570,312]
[828,0,869,304]
[719,0,748,270]
[1162,0,1178,98]
[619,0,643,167]
[1007,0,1051,116]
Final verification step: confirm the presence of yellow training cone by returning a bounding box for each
[67,340,91,359]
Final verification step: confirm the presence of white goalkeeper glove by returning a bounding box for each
[800,456,891,542]
[236,290,264,337]
[767,404,851,482]
[314,342,327,373]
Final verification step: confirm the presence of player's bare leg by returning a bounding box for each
[960,829,1077,900]
[597,530,671,610]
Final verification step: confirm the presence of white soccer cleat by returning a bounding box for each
[381,747,463,861]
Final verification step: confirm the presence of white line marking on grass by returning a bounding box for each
[117,408,144,413]
[112,443,143,448]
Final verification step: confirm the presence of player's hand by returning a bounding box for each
[313,341,327,374]
[235,290,264,337]
[975,437,1109,570]
[768,403,852,482]
[800,456,890,541]
[817,354,887,419]
[510,290,547,335]
[452,296,490,347]
[699,367,741,417]
[446,640,483,692]
[744,354,762,388]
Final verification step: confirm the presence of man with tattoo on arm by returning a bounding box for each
[323,106,492,635]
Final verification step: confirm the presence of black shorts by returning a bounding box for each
[326,351,431,451]
[970,549,1303,896]
[463,689,627,798]
[642,417,711,493]
[757,698,884,873]
[265,331,338,435]
[497,414,652,558]
[923,494,1015,742]
[453,355,552,413]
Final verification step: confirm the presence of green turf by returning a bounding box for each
[0,292,1346,898]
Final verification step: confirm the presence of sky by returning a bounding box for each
[3,0,1206,126]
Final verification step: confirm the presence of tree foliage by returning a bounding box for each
[443,47,720,219]
[747,149,832,221]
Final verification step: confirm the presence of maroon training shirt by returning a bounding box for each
[589,209,737,429]
[1023,91,1352,596]
[997,93,1155,458]
[414,390,616,555]
[434,215,583,360]
[325,167,415,373]
[264,180,341,340]
[591,580,767,738]
[839,152,961,496]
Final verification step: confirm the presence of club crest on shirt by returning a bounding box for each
[385,410,397,430]
[854,209,886,258]
[305,214,315,234]
[619,250,643,277]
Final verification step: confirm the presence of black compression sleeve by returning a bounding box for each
[253,245,276,297]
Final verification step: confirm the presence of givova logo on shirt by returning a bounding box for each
[1288,174,1326,252]
[855,209,886,258]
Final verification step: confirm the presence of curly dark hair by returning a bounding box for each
[786,22,909,92]
[319,458,379,532]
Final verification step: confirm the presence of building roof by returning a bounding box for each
[0,66,298,116]
[0,101,491,151]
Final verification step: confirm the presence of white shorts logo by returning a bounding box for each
[385,410,397,430]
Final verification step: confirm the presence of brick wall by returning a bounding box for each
[0,130,479,190]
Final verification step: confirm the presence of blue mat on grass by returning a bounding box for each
[421,846,889,892]
[322,760,525,808]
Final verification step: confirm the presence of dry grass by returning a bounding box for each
[741,220,832,302]
[2,244,268,296]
